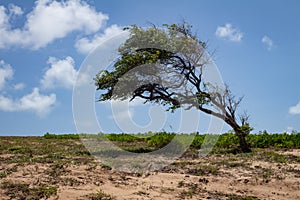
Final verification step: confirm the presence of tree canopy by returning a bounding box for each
[95,22,252,152]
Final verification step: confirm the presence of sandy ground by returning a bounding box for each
[0,149,300,199]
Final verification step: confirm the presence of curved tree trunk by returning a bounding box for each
[226,118,252,153]
[198,108,252,152]
[235,130,251,153]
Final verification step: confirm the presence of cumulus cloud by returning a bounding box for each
[8,4,24,16]
[0,60,56,117]
[262,35,274,50]
[75,24,125,54]
[104,99,166,133]
[0,60,25,91]
[289,101,300,115]
[41,56,78,89]
[104,99,144,122]
[0,0,108,49]
[108,100,134,121]
[13,83,25,90]
[215,23,243,42]
[0,88,56,117]
[108,99,145,121]
[0,60,14,90]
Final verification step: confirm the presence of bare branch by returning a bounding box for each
[239,111,250,126]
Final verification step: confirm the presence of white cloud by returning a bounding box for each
[0,0,108,49]
[262,35,274,50]
[0,87,56,117]
[0,60,25,91]
[286,126,294,134]
[8,4,23,16]
[0,60,14,90]
[108,100,134,121]
[102,99,144,122]
[75,24,124,54]
[0,6,9,27]
[289,101,300,115]
[41,56,78,89]
[103,99,167,133]
[215,23,243,42]
[13,83,25,90]
[108,99,145,121]
[0,60,56,117]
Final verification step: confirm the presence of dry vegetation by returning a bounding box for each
[0,134,300,199]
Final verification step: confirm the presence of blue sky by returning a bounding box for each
[0,0,300,135]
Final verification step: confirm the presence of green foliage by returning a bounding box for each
[258,150,287,163]
[88,189,113,200]
[217,133,240,148]
[43,132,80,139]
[190,133,205,148]
[41,131,300,150]
[0,165,17,179]
[93,21,255,152]
[191,132,300,149]
[1,181,57,200]
[239,124,253,135]
[147,132,175,148]
[247,131,300,148]
[0,135,93,165]
[0,171,7,178]
[94,24,173,102]
[187,164,218,176]
[105,133,145,142]
[94,22,206,110]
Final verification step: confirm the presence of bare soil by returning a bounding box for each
[0,137,299,199]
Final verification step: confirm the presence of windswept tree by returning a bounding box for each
[94,22,252,152]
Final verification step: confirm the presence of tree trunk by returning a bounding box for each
[198,108,252,153]
[235,130,251,153]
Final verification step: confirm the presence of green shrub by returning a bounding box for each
[42,131,300,149]
[43,132,79,139]
[105,133,144,142]
[147,132,175,148]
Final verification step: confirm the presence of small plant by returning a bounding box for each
[0,170,7,178]
[259,150,287,163]
[262,168,272,183]
[61,177,83,186]
[31,185,57,199]
[0,165,18,179]
[88,189,113,200]
[179,184,198,199]
[226,193,259,200]
[178,180,185,188]
[187,164,218,176]
[45,162,69,177]
[181,189,195,198]
[0,181,57,199]
[136,190,149,196]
